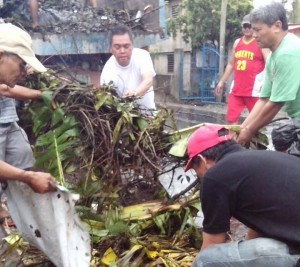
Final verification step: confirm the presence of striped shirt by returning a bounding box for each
[0,96,18,123]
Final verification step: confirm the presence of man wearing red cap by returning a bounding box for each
[186,124,300,266]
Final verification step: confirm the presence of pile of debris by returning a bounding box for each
[0,0,147,34]
[21,69,182,205]
[14,68,202,266]
[0,67,268,265]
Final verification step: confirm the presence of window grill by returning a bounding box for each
[167,53,174,73]
[171,5,179,17]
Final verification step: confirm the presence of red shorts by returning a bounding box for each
[226,94,259,123]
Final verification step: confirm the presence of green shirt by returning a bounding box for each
[261,33,300,117]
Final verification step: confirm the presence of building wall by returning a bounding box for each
[150,0,193,100]
[152,0,300,102]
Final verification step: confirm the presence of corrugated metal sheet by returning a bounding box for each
[32,31,162,56]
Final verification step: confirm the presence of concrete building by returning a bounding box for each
[11,0,167,87]
[150,0,193,102]
[151,0,300,103]
[150,0,223,104]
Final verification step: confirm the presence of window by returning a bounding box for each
[171,5,179,18]
[167,53,174,73]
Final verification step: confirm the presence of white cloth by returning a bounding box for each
[100,48,156,111]
[5,181,91,267]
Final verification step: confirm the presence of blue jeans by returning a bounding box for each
[192,238,300,267]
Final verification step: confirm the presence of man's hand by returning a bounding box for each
[25,171,58,193]
[215,81,225,96]
[237,127,254,146]
[123,90,137,98]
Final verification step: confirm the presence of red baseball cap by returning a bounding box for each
[184,124,232,172]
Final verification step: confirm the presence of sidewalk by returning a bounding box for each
[156,95,288,129]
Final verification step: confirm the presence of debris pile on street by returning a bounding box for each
[0,67,268,266]
[0,0,149,34]
[14,68,202,266]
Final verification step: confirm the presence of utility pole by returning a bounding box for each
[217,0,228,102]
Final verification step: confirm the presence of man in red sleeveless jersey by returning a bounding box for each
[215,15,269,124]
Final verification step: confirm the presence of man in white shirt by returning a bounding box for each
[100,24,156,114]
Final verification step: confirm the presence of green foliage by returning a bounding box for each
[167,123,269,157]
[34,116,80,184]
[23,71,175,205]
[21,70,204,265]
[28,91,80,185]
[167,0,253,49]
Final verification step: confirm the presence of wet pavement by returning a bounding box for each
[157,100,288,129]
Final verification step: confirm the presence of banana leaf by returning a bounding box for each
[167,123,269,157]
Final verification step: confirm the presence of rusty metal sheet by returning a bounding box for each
[31,31,162,56]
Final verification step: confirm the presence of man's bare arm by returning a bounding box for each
[123,71,153,97]
[238,99,283,145]
[215,38,239,96]
[241,98,268,128]
[0,161,57,193]
[0,84,41,100]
